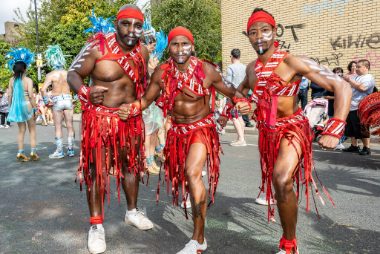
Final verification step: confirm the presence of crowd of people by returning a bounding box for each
[2,4,378,254]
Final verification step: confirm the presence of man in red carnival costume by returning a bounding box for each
[118,26,251,254]
[67,5,153,254]
[239,8,352,254]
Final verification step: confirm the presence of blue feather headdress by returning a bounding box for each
[84,10,115,34]
[45,45,66,69]
[152,30,168,60]
[6,47,35,71]
[143,17,156,44]
[142,17,167,60]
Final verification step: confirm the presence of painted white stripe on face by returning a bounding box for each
[182,44,192,55]
[262,31,273,41]
[258,39,263,54]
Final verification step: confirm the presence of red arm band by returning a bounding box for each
[321,118,346,139]
[78,85,90,110]
[232,96,252,111]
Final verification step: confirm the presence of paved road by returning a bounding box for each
[0,123,379,254]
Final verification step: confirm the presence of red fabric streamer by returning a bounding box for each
[358,92,380,135]
[89,216,104,225]
[77,103,146,219]
[116,8,144,21]
[246,10,276,32]
[168,26,194,45]
[256,108,316,221]
[158,115,221,218]
[279,236,298,254]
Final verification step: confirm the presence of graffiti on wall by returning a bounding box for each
[303,0,373,16]
[276,24,305,50]
[352,51,380,68]
[331,33,380,50]
[310,53,343,67]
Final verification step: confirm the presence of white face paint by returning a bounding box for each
[133,19,143,38]
[182,44,192,55]
[177,44,192,63]
[262,31,273,41]
[257,39,264,55]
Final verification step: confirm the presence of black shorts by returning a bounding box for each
[345,110,370,139]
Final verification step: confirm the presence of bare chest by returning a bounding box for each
[92,59,144,83]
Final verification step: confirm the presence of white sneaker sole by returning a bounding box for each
[124,217,154,231]
[88,246,106,254]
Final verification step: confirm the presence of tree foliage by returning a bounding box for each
[0,41,12,90]
[151,0,221,63]
[13,0,134,86]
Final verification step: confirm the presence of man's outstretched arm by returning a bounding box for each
[286,55,352,148]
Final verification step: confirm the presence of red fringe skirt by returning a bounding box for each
[358,92,380,135]
[77,104,145,205]
[257,109,332,220]
[160,114,221,208]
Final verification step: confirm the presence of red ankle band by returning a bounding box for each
[89,216,103,225]
[279,236,297,254]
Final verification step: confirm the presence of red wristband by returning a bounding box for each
[232,96,252,111]
[121,101,142,117]
[78,85,90,105]
[321,118,346,139]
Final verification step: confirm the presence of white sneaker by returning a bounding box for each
[334,143,345,150]
[49,150,65,159]
[180,195,192,209]
[276,248,299,254]
[201,170,206,177]
[88,224,106,254]
[4,125,9,128]
[230,140,247,147]
[254,197,276,206]
[0,125,4,128]
[125,209,154,230]
[176,239,207,254]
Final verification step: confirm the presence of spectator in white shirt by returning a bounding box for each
[343,59,375,155]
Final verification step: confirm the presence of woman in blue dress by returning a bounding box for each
[6,48,39,161]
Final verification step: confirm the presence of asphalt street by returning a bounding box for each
[0,122,379,254]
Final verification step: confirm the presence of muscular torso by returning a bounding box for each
[49,70,71,96]
[91,46,147,108]
[159,65,213,124]
[247,58,301,118]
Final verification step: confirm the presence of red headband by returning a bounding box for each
[168,26,194,45]
[246,11,276,32]
[116,8,144,22]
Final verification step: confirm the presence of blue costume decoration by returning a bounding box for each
[45,45,66,70]
[152,30,168,61]
[6,48,35,122]
[142,17,168,60]
[6,47,35,71]
[84,10,115,34]
[143,17,156,43]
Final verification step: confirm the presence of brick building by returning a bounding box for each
[221,0,380,85]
